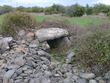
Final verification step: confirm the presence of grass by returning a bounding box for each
[1,14,110,26]
[0,15,3,25]
[33,15,110,26]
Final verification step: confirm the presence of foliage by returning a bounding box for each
[16,6,26,12]
[64,4,84,17]
[93,4,109,15]
[85,4,93,15]
[44,4,65,15]
[73,23,110,74]
[107,12,110,18]
[31,6,44,13]
[1,11,37,36]
[0,5,14,15]
[39,17,71,28]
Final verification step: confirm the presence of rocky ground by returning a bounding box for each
[0,28,110,83]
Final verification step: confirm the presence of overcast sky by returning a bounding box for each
[0,0,110,7]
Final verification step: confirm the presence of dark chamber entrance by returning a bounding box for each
[47,37,64,49]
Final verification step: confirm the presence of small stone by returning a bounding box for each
[29,39,39,48]
[22,66,28,71]
[99,80,106,83]
[54,74,61,77]
[0,60,4,66]
[80,73,95,79]
[89,80,97,83]
[0,69,6,78]
[15,56,26,66]
[76,79,87,83]
[104,71,110,80]
[71,75,80,81]
[29,79,35,83]
[40,57,50,64]
[18,30,26,36]
[3,70,15,83]
[41,77,51,83]
[44,71,52,77]
[37,50,46,56]
[107,79,110,83]
[26,32,34,37]
[21,40,26,44]
[24,70,33,74]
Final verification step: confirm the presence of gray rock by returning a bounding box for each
[0,37,13,54]
[80,73,95,79]
[24,69,33,74]
[29,39,39,48]
[0,69,6,78]
[107,79,110,83]
[71,75,80,81]
[63,78,75,83]
[40,41,50,50]
[40,57,50,64]
[2,37,13,43]
[34,72,43,78]
[41,77,51,83]
[89,80,97,83]
[44,71,52,77]
[15,56,26,66]
[3,70,15,83]
[34,78,41,83]
[66,51,75,63]
[99,80,106,83]
[76,79,87,83]
[29,79,35,83]
[60,37,72,47]
[16,68,22,75]
[49,62,57,69]
[104,71,110,80]
[0,42,9,54]
[35,28,69,42]
[37,50,47,56]
[18,30,26,36]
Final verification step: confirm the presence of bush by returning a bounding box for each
[0,5,14,15]
[73,23,110,75]
[1,11,37,36]
[39,17,70,28]
[107,12,110,18]
[64,4,84,17]
[39,17,82,35]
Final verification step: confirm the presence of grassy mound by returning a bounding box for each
[0,11,37,36]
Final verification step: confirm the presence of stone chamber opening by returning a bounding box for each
[47,37,64,50]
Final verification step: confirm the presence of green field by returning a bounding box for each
[1,14,110,26]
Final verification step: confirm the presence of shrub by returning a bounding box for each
[1,11,37,36]
[0,5,14,15]
[64,4,84,17]
[39,17,82,35]
[107,12,110,18]
[39,17,70,28]
[73,23,110,75]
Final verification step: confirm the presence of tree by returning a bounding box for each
[85,4,93,15]
[64,4,84,17]
[93,4,109,14]
[16,6,26,12]
[31,6,43,13]
[0,5,13,15]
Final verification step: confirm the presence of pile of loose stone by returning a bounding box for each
[0,28,109,83]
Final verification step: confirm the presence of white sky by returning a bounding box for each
[0,0,110,7]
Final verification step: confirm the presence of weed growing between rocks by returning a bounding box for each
[0,11,37,36]
[73,22,110,75]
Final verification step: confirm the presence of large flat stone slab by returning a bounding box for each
[35,28,69,42]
